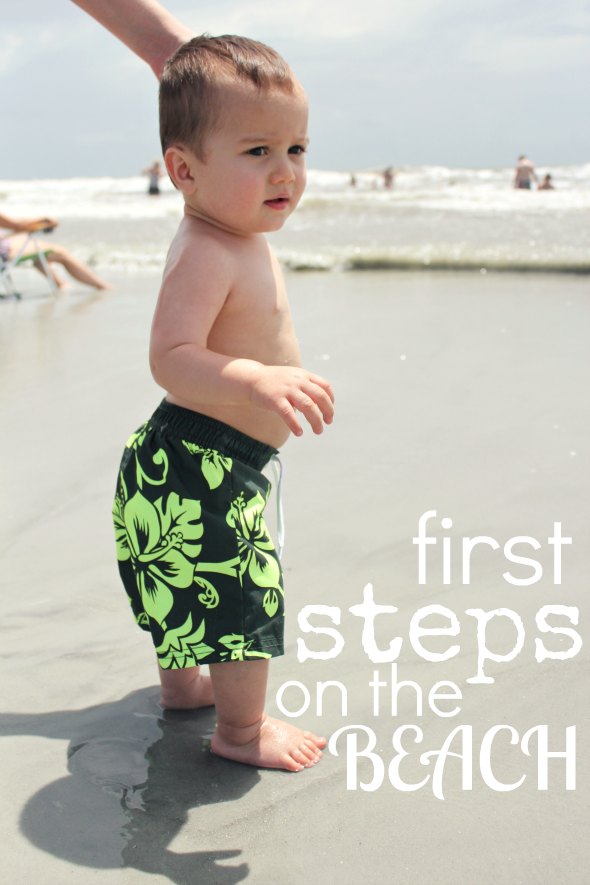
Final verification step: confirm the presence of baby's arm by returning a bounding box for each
[150,234,334,436]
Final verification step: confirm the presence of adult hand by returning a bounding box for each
[31,217,59,232]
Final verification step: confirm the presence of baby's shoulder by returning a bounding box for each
[171,215,229,254]
[164,219,238,281]
[172,216,268,264]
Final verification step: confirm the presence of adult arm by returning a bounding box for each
[0,213,58,233]
[70,0,193,77]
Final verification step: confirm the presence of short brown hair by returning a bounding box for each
[159,35,295,158]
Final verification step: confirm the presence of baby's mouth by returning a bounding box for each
[264,196,290,209]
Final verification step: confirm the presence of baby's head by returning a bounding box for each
[160,35,298,160]
[159,35,308,235]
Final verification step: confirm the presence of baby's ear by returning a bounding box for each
[164,146,198,195]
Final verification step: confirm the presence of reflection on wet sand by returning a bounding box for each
[2,688,259,883]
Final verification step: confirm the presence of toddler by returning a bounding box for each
[112,35,334,772]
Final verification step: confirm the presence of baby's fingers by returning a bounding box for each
[308,373,335,403]
[277,398,304,437]
[304,381,335,425]
[291,390,328,435]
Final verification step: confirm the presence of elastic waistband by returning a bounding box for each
[150,400,278,471]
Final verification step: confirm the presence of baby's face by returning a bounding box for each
[183,80,309,236]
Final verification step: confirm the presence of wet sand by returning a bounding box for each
[1,268,589,884]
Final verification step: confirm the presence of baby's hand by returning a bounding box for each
[250,366,334,436]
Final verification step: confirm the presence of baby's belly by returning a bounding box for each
[166,397,291,449]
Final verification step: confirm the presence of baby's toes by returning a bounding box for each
[287,747,308,770]
[301,738,322,759]
[303,730,327,750]
[295,742,320,766]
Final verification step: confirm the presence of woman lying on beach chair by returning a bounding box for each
[0,212,110,298]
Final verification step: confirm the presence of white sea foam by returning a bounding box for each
[1,163,589,275]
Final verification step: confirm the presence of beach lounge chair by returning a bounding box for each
[0,232,58,299]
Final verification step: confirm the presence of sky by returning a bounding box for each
[0,0,589,179]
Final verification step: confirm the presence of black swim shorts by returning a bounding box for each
[112,400,285,669]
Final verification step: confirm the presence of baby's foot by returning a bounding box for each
[211,715,326,772]
[159,670,215,710]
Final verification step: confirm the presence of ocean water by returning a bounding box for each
[1,163,590,276]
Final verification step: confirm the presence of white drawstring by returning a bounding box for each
[270,454,285,559]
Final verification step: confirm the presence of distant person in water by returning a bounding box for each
[383,166,394,189]
[514,155,537,190]
[0,212,110,290]
[539,173,554,191]
[142,159,164,195]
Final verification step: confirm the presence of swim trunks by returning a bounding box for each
[112,400,285,669]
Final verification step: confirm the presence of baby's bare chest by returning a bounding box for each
[208,260,300,365]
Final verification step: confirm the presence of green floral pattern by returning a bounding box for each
[182,441,232,489]
[126,423,169,490]
[112,416,284,669]
[155,613,215,668]
[219,634,272,662]
[113,489,203,629]
[227,491,284,617]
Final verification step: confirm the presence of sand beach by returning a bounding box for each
[1,261,589,883]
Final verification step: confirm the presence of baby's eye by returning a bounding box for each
[288,144,307,155]
[247,146,268,156]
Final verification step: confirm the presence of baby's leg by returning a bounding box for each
[158,664,215,710]
[209,659,326,772]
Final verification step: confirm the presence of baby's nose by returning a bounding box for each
[270,159,296,184]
